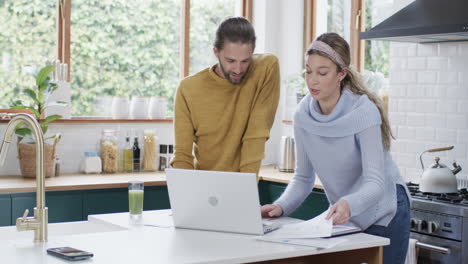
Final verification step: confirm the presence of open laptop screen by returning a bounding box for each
[165,168,265,235]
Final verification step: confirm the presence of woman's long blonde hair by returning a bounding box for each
[306,33,394,150]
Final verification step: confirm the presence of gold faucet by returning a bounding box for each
[0,113,48,242]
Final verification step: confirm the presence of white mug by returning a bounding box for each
[111,96,129,119]
[130,96,149,119]
[156,97,167,119]
[148,96,159,119]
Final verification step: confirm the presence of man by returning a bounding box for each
[171,16,280,175]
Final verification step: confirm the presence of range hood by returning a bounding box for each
[360,0,468,43]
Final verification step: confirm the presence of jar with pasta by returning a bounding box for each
[142,130,158,171]
[100,129,118,173]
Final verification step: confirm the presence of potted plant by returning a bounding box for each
[286,73,308,104]
[10,65,67,177]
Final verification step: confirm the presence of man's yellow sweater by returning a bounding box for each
[171,54,280,174]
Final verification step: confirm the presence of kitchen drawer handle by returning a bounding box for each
[416,242,451,254]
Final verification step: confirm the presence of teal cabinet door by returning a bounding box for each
[289,190,329,220]
[11,191,84,224]
[83,188,128,217]
[47,191,83,223]
[258,181,329,220]
[11,192,35,224]
[6,186,171,225]
[0,194,11,226]
[144,186,170,210]
[257,181,271,205]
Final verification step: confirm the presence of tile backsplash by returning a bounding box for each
[389,41,468,183]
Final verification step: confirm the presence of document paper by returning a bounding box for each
[262,208,333,239]
[256,208,353,249]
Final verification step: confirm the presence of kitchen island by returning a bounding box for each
[0,210,389,264]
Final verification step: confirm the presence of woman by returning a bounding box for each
[261,33,410,264]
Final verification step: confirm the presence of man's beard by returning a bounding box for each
[218,59,247,85]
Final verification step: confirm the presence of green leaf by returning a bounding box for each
[15,122,24,130]
[42,114,62,127]
[44,135,56,141]
[40,123,48,135]
[48,83,58,93]
[39,82,49,93]
[24,88,39,104]
[36,65,55,87]
[37,92,44,105]
[46,101,68,107]
[23,107,41,118]
[11,100,25,107]
[41,124,49,135]
[10,105,28,110]
[44,80,58,94]
[15,127,32,137]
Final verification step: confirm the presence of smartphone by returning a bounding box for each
[47,247,93,261]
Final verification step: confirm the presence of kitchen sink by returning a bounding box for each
[0,220,127,241]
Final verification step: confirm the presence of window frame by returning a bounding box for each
[56,0,250,118]
[303,0,365,72]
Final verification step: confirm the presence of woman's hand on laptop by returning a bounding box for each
[261,204,283,218]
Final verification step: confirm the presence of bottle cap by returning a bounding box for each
[159,144,168,154]
[85,151,99,157]
[144,129,155,135]
[102,129,116,135]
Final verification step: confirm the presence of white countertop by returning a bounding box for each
[0,210,388,263]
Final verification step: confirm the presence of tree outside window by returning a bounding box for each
[364,0,394,78]
[0,0,55,109]
[0,0,240,117]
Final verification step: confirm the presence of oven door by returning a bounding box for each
[411,232,463,264]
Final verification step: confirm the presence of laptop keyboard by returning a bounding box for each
[262,222,281,233]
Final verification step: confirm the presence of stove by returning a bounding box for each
[407,183,468,263]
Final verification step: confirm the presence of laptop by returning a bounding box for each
[165,168,280,235]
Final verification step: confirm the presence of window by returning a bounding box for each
[70,0,181,116]
[0,0,247,117]
[189,0,240,75]
[364,0,394,78]
[304,0,364,71]
[303,0,393,111]
[315,0,352,44]
[0,0,56,109]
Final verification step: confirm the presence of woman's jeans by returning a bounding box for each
[364,184,410,264]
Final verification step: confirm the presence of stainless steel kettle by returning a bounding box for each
[279,136,295,173]
[419,146,462,193]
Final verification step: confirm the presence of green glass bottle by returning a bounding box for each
[123,136,133,172]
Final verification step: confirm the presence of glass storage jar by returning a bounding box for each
[142,130,157,171]
[100,129,118,173]
[82,151,102,174]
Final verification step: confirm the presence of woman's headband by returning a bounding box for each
[308,40,346,68]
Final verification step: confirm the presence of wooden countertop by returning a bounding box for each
[0,165,322,193]
[257,165,323,189]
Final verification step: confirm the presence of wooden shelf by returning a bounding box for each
[0,117,173,124]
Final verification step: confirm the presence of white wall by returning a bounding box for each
[253,0,304,164]
[389,41,468,183]
[387,0,468,183]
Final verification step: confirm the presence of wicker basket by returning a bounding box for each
[17,136,60,178]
